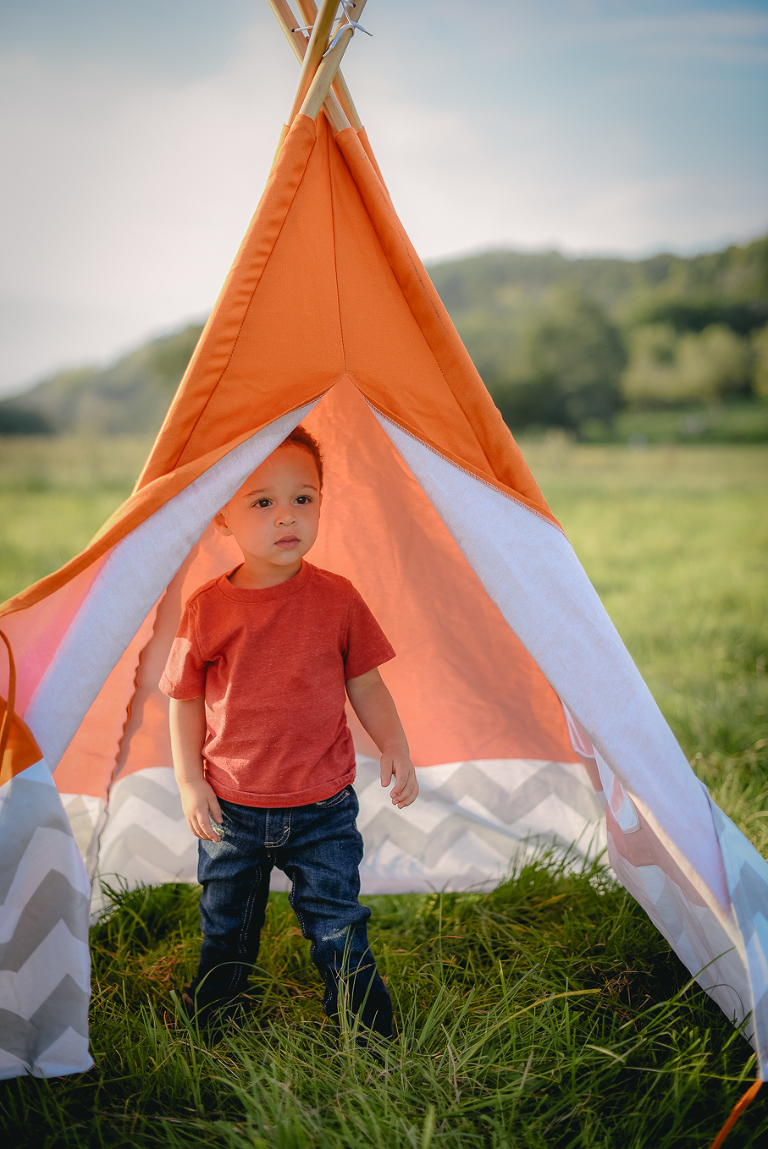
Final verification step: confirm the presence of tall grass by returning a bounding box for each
[0,437,767,1145]
[3,857,766,1147]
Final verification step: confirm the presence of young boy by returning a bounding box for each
[159,426,417,1037]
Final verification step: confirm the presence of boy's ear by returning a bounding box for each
[213,510,232,536]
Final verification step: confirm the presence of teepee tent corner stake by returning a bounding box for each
[1,0,767,1113]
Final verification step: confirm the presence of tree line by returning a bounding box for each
[1,235,767,439]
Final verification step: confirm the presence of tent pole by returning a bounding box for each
[294,0,364,130]
[299,0,369,121]
[286,0,341,127]
[267,0,351,134]
[267,0,312,60]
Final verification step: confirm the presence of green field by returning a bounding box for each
[1,437,767,1146]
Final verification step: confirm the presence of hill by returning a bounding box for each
[0,323,204,436]
[2,235,767,439]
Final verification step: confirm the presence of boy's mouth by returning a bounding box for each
[275,534,300,549]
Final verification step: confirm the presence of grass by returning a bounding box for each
[1,435,767,1145]
[579,400,768,446]
[0,435,153,603]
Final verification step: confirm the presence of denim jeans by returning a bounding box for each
[189,786,392,1037]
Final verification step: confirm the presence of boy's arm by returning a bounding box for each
[346,668,418,809]
[168,695,223,841]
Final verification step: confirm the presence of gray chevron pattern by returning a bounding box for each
[87,756,607,909]
[0,761,92,1080]
[709,803,768,1074]
[60,793,104,862]
[355,756,606,892]
[90,767,199,917]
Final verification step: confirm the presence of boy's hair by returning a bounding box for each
[281,425,323,489]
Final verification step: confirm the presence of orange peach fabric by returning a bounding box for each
[0,698,43,786]
[1,111,556,625]
[71,383,574,804]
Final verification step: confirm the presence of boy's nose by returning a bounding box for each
[276,507,297,525]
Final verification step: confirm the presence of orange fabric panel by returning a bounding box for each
[68,381,572,793]
[113,527,242,783]
[0,560,106,714]
[169,117,345,473]
[137,115,331,484]
[304,381,575,765]
[333,126,555,524]
[0,698,43,786]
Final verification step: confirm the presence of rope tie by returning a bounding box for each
[294,2,372,54]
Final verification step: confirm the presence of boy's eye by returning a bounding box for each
[295,495,311,504]
[255,498,272,508]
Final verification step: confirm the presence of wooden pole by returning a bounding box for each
[286,0,340,127]
[267,0,310,60]
[266,0,350,134]
[294,0,364,130]
[299,0,369,120]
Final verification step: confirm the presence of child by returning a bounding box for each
[159,426,418,1037]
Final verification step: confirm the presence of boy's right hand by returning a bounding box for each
[179,779,223,841]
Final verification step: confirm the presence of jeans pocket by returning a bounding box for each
[314,787,350,809]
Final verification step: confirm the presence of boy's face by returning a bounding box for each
[213,444,321,572]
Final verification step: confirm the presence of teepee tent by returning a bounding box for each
[1,0,767,1089]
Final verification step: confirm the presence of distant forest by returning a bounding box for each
[2,233,767,441]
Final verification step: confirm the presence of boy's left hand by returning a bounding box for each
[380,746,419,809]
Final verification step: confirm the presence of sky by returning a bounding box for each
[1,0,767,397]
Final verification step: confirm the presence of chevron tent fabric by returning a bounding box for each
[1,3,767,1083]
[0,754,92,1080]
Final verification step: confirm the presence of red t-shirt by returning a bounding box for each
[159,561,395,807]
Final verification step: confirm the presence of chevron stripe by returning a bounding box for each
[60,793,104,861]
[0,761,93,1078]
[0,918,89,1019]
[710,802,768,1075]
[90,767,198,917]
[0,869,89,966]
[355,756,605,892]
[89,757,606,909]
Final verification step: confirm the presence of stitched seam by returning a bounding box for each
[329,127,347,375]
[233,877,260,993]
[166,132,318,471]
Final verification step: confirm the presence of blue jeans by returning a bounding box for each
[190,786,392,1037]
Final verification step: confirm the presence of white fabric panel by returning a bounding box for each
[372,411,729,910]
[24,403,319,770]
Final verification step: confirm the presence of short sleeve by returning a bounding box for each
[343,588,395,680]
[159,598,208,699]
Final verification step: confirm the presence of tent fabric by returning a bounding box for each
[1,108,767,1081]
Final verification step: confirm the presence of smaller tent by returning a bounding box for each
[1,0,767,1093]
